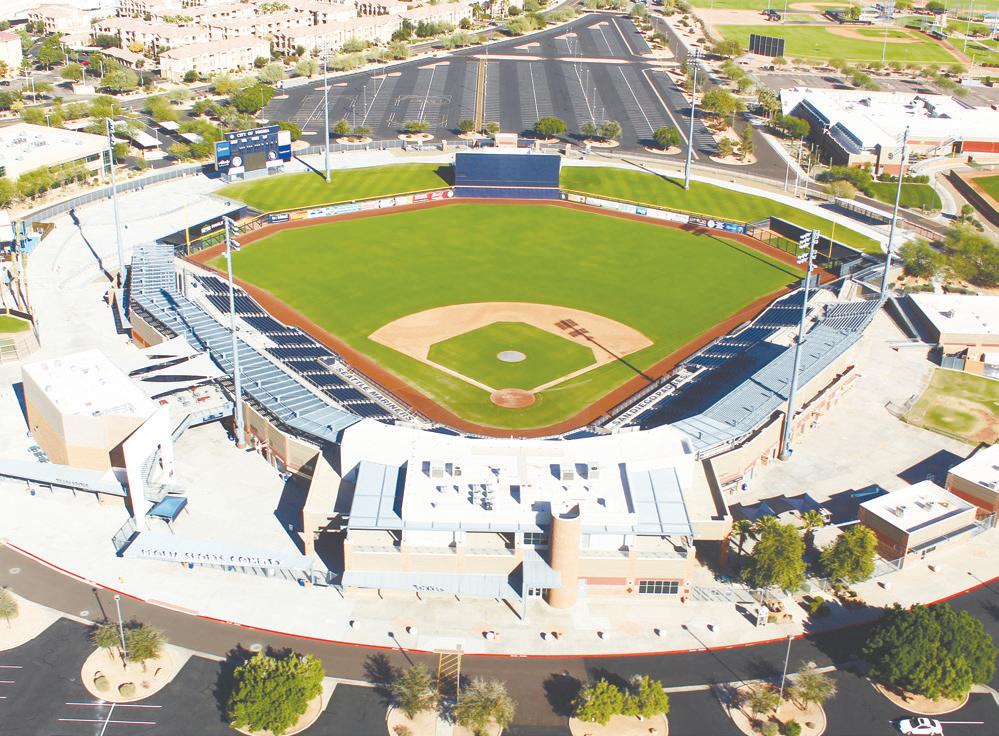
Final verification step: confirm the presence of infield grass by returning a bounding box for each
[428,322,596,391]
[219,203,801,429]
[717,25,957,63]
[974,174,999,202]
[561,167,881,253]
[218,164,450,211]
[905,368,999,445]
[0,315,30,333]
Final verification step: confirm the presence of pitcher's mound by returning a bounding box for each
[491,388,536,408]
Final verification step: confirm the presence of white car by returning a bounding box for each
[897,717,943,736]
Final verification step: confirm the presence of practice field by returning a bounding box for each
[217,203,801,429]
[905,369,999,445]
[218,164,450,211]
[0,315,30,333]
[973,174,999,202]
[561,167,881,253]
[427,322,596,391]
[716,25,957,63]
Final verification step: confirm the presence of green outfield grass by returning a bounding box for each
[428,322,596,391]
[561,167,881,253]
[218,164,450,211]
[867,182,942,211]
[0,315,30,333]
[905,369,999,445]
[974,174,999,202]
[717,24,957,62]
[217,204,800,429]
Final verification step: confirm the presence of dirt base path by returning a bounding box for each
[188,199,817,438]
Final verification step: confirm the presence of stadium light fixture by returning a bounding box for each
[106,118,126,288]
[223,216,246,448]
[879,125,910,303]
[778,228,819,461]
[683,48,701,191]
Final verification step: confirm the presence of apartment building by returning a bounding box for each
[159,36,271,81]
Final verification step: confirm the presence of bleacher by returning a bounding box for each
[821,300,879,333]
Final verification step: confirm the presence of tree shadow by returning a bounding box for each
[212,645,254,725]
[588,667,632,692]
[543,672,582,718]
[745,656,781,681]
[364,652,398,703]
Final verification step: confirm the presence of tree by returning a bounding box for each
[231,83,275,114]
[94,34,120,49]
[653,126,681,150]
[701,88,742,119]
[581,120,598,139]
[899,239,941,279]
[37,35,66,69]
[454,678,516,736]
[403,119,430,133]
[390,663,438,719]
[713,39,743,57]
[458,119,476,133]
[826,180,857,200]
[926,0,945,11]
[101,68,139,93]
[820,525,877,584]
[716,137,735,158]
[790,662,837,707]
[484,120,500,135]
[91,622,121,653]
[745,686,780,716]
[599,120,621,140]
[628,675,669,718]
[352,124,371,136]
[574,679,624,725]
[258,62,285,84]
[183,69,199,83]
[799,509,825,550]
[212,73,240,96]
[757,86,780,119]
[295,58,318,78]
[864,603,997,700]
[228,651,324,736]
[0,589,18,628]
[775,114,810,139]
[0,177,15,209]
[731,518,753,561]
[738,125,754,159]
[847,4,862,20]
[89,95,121,119]
[743,522,805,592]
[534,116,566,137]
[387,40,409,59]
[124,624,164,670]
[61,63,84,82]
[945,225,999,287]
[333,118,350,135]
[276,120,302,140]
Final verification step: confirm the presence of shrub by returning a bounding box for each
[390,664,438,719]
[119,682,136,697]
[228,652,324,736]
[0,589,18,626]
[784,720,802,736]
[94,675,110,692]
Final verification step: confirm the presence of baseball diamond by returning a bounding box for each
[201,200,803,432]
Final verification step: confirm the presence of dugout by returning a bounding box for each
[454,151,561,199]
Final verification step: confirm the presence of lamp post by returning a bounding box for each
[778,228,819,461]
[879,126,910,302]
[223,217,246,448]
[106,118,126,289]
[778,633,794,700]
[323,55,330,184]
[684,48,701,191]
[113,594,127,664]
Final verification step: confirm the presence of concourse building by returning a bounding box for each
[306,420,727,608]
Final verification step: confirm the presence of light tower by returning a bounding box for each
[106,118,126,288]
[683,48,702,191]
[879,126,910,302]
[223,216,246,448]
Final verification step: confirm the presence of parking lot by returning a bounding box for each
[263,13,719,156]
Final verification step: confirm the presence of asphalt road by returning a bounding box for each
[2,545,996,735]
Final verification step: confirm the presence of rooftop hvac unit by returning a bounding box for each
[890,504,907,517]
[560,465,575,481]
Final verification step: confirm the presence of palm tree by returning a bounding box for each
[800,510,825,550]
[753,515,779,537]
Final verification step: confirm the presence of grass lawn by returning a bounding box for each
[219,204,800,429]
[427,322,596,391]
[217,164,451,211]
[0,315,30,333]
[689,0,774,8]
[974,174,999,202]
[561,167,881,253]
[717,25,957,62]
[905,368,999,445]
[867,182,942,211]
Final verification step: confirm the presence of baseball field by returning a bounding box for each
[213,203,802,430]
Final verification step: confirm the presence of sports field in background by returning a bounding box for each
[867,182,942,211]
[717,24,957,63]
[218,164,451,211]
[905,368,999,445]
[217,203,800,429]
[0,315,30,333]
[560,167,881,253]
[973,174,999,202]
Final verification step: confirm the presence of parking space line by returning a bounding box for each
[58,718,157,725]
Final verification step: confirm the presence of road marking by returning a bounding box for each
[615,67,655,136]
[640,68,697,160]
[0,665,23,668]
[0,680,14,683]
[612,15,638,57]
[528,64,541,122]
[58,718,157,725]
[417,64,438,121]
[65,702,162,708]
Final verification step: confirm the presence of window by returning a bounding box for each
[638,580,680,595]
[522,532,548,547]
[527,587,549,597]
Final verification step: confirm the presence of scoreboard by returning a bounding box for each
[748,33,786,58]
[214,125,292,174]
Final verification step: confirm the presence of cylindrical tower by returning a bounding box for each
[545,502,582,609]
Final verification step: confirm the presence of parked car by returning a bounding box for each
[897,718,943,736]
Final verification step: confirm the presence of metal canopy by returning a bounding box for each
[0,458,127,496]
[625,466,693,536]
